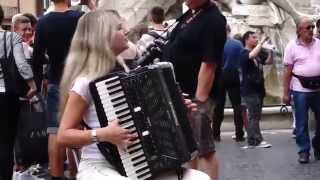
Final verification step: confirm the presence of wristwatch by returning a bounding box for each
[91,130,99,143]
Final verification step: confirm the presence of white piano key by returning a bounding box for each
[126,162,149,176]
[117,109,131,117]
[136,168,151,178]
[121,150,143,161]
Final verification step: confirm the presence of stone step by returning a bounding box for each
[220,106,316,132]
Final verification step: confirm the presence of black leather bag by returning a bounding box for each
[0,31,29,96]
[15,94,48,166]
[293,73,320,90]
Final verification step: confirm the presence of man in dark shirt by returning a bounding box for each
[240,31,273,149]
[32,0,83,179]
[164,0,226,179]
[213,24,245,142]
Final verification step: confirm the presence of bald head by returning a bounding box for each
[296,17,314,43]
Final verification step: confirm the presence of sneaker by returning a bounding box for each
[314,151,320,160]
[257,141,272,148]
[298,153,310,164]
[241,145,255,149]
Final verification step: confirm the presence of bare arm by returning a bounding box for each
[282,65,293,104]
[195,62,216,102]
[248,37,269,60]
[57,92,135,147]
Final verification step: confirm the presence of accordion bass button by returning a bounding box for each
[134,107,142,112]
[142,131,150,137]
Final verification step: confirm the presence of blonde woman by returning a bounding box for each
[57,10,209,180]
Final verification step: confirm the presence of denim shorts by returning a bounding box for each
[46,84,60,134]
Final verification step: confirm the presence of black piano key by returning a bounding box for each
[133,159,147,167]
[111,95,126,103]
[127,142,141,150]
[118,113,132,120]
[135,166,149,174]
[108,88,123,96]
[107,82,121,89]
[131,154,144,162]
[113,100,127,108]
[128,147,143,155]
[115,107,130,115]
[118,118,133,125]
[137,171,152,179]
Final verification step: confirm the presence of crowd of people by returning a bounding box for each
[0,0,319,179]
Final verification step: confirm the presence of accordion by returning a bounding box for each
[89,62,196,180]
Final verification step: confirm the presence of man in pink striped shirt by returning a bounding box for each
[283,17,320,164]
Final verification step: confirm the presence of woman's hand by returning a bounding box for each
[184,98,198,113]
[97,120,137,148]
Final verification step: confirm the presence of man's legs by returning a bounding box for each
[47,84,65,179]
[292,91,311,162]
[227,81,244,140]
[212,76,226,141]
[243,94,263,146]
[197,153,219,180]
[187,153,219,180]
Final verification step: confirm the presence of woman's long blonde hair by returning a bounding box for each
[59,10,119,116]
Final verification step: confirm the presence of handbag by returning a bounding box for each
[293,73,320,90]
[0,31,29,96]
[14,94,48,166]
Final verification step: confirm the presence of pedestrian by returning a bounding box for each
[136,6,168,53]
[0,5,37,179]
[57,10,210,180]
[240,31,273,149]
[212,24,245,142]
[32,0,83,179]
[282,17,320,164]
[163,0,227,179]
[22,13,38,46]
[12,14,33,61]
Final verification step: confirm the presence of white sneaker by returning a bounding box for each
[257,141,272,148]
[241,145,255,149]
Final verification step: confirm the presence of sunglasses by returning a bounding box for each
[305,25,315,30]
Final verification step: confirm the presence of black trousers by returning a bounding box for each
[213,69,244,138]
[0,93,20,180]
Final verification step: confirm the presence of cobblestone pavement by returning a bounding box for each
[216,129,320,180]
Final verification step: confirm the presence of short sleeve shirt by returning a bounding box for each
[240,49,266,96]
[283,38,320,92]
[71,77,105,160]
[163,2,226,97]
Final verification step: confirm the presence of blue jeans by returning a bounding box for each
[292,91,320,155]
[46,84,60,134]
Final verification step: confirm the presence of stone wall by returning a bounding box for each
[98,0,177,28]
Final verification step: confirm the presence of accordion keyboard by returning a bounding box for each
[95,75,152,180]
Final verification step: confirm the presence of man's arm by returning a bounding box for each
[282,65,293,104]
[248,36,269,60]
[32,20,47,91]
[195,62,217,102]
